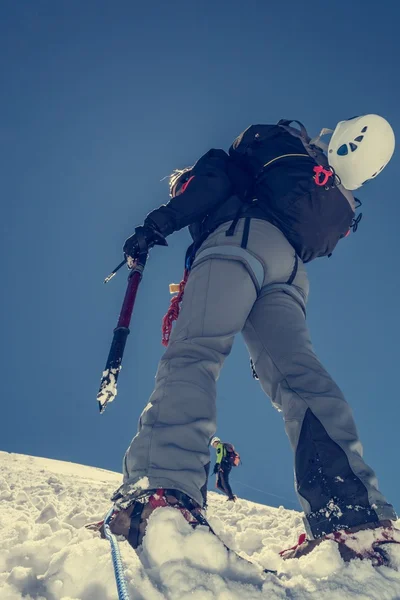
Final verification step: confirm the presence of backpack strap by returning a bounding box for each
[286,254,298,285]
[278,119,325,163]
[309,128,334,152]
[277,119,311,143]
[225,189,254,248]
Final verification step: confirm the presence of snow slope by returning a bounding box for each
[1,451,400,600]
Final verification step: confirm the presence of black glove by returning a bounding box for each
[123,222,168,260]
[213,463,220,475]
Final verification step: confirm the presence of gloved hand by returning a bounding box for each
[213,463,220,475]
[123,222,168,260]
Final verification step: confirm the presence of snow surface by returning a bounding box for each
[1,451,400,599]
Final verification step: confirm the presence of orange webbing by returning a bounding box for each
[161,269,189,346]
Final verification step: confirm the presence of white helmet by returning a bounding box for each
[327,114,395,190]
[210,436,221,446]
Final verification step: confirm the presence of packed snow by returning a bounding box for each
[97,367,120,411]
[1,451,400,599]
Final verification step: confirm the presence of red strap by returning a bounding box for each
[313,165,334,186]
[148,489,198,524]
[180,175,195,194]
[279,532,307,556]
[161,269,189,346]
[149,489,169,509]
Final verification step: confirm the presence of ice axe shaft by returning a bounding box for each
[97,252,147,413]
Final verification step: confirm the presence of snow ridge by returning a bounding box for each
[1,451,400,599]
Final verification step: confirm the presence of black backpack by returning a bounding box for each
[229,120,359,263]
[224,443,241,467]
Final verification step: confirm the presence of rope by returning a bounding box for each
[161,268,189,346]
[103,507,130,600]
[231,479,298,507]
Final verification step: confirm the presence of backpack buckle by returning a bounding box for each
[313,165,334,187]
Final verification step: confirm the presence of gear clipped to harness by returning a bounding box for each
[161,268,190,346]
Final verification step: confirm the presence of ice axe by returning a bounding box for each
[97,231,149,413]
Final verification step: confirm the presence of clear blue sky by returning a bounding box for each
[1,0,399,512]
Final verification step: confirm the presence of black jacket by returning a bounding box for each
[145,148,264,244]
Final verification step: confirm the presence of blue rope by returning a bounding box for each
[104,507,131,600]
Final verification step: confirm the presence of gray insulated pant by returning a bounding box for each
[120,219,396,538]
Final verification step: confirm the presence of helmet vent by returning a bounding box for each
[350,142,358,152]
[354,135,364,142]
[361,126,368,133]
